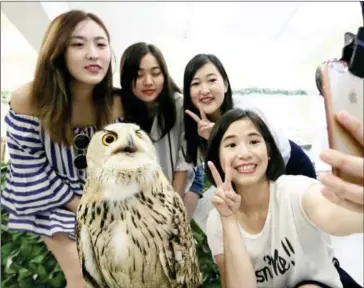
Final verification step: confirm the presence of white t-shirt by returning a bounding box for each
[206,175,342,288]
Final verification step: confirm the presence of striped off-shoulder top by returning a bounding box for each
[1,108,123,238]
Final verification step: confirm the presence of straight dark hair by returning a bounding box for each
[205,108,285,186]
[119,42,180,141]
[183,54,234,165]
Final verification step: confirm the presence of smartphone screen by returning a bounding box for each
[320,60,363,183]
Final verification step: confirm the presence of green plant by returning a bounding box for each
[193,176,221,287]
[1,163,66,288]
[191,220,221,287]
[1,162,220,287]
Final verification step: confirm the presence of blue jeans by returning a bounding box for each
[188,165,205,198]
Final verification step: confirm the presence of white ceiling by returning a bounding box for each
[1,1,363,91]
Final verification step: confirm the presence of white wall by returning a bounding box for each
[2,1,358,170]
[1,11,38,90]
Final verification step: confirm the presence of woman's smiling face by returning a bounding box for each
[219,118,269,187]
[190,62,228,118]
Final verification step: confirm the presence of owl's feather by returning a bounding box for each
[76,123,201,288]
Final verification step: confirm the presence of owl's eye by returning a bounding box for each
[102,133,117,146]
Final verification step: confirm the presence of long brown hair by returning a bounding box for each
[31,10,113,145]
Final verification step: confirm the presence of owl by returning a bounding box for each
[76,122,201,288]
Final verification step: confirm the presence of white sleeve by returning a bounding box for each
[174,94,192,171]
[175,131,191,171]
[233,99,291,165]
[276,175,321,229]
[206,209,224,258]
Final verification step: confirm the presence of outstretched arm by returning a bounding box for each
[303,183,363,236]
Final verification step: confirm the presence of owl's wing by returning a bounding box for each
[76,204,106,288]
[161,191,202,287]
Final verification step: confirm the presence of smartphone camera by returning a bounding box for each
[348,27,364,78]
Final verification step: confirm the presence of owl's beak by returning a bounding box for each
[113,135,136,154]
[128,135,134,150]
[123,135,136,153]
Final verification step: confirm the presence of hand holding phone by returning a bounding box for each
[319,111,363,213]
[320,60,363,184]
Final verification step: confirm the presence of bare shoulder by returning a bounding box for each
[111,88,124,119]
[10,82,38,116]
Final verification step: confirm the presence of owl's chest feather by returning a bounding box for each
[108,209,170,263]
[86,194,173,265]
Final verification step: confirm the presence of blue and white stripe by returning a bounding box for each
[1,109,123,238]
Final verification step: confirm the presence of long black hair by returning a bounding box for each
[119,42,180,141]
[183,54,233,165]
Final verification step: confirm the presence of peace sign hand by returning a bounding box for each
[185,104,215,140]
[208,160,241,218]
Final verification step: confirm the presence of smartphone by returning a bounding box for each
[320,60,363,184]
